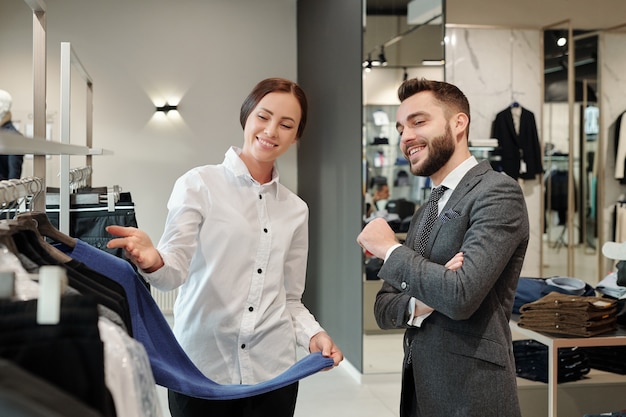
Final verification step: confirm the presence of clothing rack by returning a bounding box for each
[0,177,44,203]
[68,165,92,191]
[0,2,110,232]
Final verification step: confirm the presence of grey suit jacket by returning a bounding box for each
[375,160,528,417]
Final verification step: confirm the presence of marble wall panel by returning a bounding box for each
[446,26,543,276]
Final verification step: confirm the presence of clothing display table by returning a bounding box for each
[510,320,626,417]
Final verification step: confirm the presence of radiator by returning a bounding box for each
[151,287,178,314]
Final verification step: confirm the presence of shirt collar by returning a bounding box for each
[224,146,281,198]
[438,155,478,192]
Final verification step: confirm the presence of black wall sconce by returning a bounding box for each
[156,103,178,114]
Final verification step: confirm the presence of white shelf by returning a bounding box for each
[0,131,111,157]
[0,132,92,155]
[510,319,626,417]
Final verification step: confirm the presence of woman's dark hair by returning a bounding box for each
[397,78,471,131]
[239,78,308,139]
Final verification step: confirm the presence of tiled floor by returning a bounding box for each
[295,333,405,417]
[294,363,401,417]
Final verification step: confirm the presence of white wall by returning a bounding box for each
[0,0,298,242]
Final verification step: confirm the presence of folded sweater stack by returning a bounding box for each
[518,292,618,337]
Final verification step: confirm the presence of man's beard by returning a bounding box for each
[409,125,455,177]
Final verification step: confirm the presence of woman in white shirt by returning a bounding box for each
[106,77,343,417]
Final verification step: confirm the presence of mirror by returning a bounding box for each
[542,28,600,279]
[362,0,445,374]
[361,0,626,377]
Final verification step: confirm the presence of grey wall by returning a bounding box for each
[297,0,365,371]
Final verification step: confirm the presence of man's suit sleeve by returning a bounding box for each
[374,281,412,329]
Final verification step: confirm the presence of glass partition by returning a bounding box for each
[362,0,445,374]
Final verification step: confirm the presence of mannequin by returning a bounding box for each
[0,89,24,181]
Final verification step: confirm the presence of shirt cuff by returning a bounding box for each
[385,243,403,261]
[406,297,432,327]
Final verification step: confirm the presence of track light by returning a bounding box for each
[362,53,373,72]
[378,46,387,67]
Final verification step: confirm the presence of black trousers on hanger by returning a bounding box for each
[46,202,138,259]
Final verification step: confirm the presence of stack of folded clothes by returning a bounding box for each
[513,276,596,314]
[518,292,618,337]
[581,345,626,375]
[595,271,626,326]
[513,339,590,383]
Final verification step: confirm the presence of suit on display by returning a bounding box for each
[613,110,626,183]
[492,104,542,180]
[375,160,529,417]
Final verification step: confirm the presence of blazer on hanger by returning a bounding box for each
[492,106,543,180]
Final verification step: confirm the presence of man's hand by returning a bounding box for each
[356,218,399,259]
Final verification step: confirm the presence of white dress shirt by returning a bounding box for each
[142,146,324,384]
[385,156,479,327]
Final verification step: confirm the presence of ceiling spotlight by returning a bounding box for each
[362,53,373,72]
[378,46,387,67]
[557,37,567,47]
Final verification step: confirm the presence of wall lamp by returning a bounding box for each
[156,103,178,114]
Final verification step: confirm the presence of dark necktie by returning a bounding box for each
[414,186,447,255]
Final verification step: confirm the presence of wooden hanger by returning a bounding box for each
[0,231,20,256]
[5,217,73,264]
[15,211,76,249]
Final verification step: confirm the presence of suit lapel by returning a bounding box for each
[404,161,491,255]
[425,161,490,253]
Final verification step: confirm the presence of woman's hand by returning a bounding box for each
[106,225,164,273]
[309,331,343,369]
